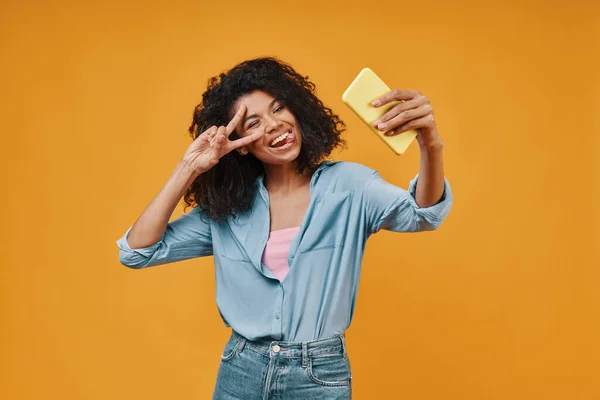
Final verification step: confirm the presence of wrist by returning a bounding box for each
[177,159,200,181]
[417,129,444,152]
[419,138,444,153]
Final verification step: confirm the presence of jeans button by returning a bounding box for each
[272,345,281,353]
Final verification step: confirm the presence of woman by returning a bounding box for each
[117,57,453,399]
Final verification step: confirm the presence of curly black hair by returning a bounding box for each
[184,57,346,221]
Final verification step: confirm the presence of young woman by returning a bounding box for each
[117,57,453,399]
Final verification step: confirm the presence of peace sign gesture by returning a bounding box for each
[181,105,263,176]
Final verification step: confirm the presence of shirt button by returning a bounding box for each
[275,316,280,320]
[272,345,281,353]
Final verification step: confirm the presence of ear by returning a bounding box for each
[237,147,248,155]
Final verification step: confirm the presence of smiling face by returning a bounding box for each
[233,90,302,166]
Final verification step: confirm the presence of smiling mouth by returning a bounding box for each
[269,130,293,148]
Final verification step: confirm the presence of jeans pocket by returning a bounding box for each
[307,355,351,386]
[220,336,239,362]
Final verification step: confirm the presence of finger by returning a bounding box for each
[198,126,217,140]
[228,131,264,151]
[210,126,223,140]
[386,114,435,136]
[225,104,247,137]
[210,126,227,148]
[378,104,433,133]
[207,127,218,139]
[372,89,420,107]
[208,132,217,146]
[209,135,226,161]
[373,96,429,128]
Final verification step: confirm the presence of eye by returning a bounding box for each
[274,105,285,113]
[248,120,259,129]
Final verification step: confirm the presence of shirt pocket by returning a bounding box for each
[300,190,354,253]
[217,230,253,263]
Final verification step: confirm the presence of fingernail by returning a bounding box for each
[385,130,394,136]
[378,124,387,130]
[372,100,380,106]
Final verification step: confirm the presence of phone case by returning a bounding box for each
[342,67,417,155]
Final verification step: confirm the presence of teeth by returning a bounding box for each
[270,131,291,146]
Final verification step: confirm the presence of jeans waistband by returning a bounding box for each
[231,330,347,366]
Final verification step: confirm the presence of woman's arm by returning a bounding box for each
[117,104,263,268]
[362,89,452,234]
[116,160,213,269]
[364,168,452,234]
[126,161,198,249]
[415,138,445,208]
[371,90,446,207]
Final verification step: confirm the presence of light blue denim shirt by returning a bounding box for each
[117,161,453,342]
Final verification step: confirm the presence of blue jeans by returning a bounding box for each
[213,330,352,399]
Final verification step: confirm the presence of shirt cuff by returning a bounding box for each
[116,227,162,257]
[408,174,452,206]
[407,174,453,229]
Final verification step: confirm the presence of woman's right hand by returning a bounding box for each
[181,105,263,176]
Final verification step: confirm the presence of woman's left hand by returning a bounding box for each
[371,90,443,150]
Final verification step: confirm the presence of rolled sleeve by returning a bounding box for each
[365,170,453,234]
[116,207,213,269]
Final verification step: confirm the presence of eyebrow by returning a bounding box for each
[242,99,280,125]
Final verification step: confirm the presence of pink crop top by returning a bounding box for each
[261,226,300,282]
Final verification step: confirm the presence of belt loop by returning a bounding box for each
[340,334,347,359]
[236,337,247,354]
[301,342,308,368]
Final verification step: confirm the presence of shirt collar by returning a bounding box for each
[256,160,337,190]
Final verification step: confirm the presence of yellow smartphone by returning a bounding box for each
[342,67,417,155]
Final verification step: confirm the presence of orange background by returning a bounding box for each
[1,0,598,399]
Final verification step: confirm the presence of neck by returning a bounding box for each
[263,162,312,194]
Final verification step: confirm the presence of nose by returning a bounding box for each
[264,115,282,133]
